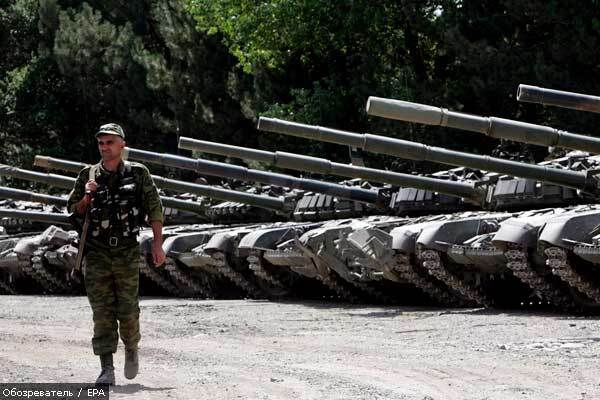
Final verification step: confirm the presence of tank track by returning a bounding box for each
[164,258,210,297]
[315,270,361,303]
[545,247,600,304]
[505,245,576,310]
[31,248,73,294]
[247,254,287,290]
[139,256,180,296]
[19,249,66,294]
[343,276,394,304]
[420,249,491,307]
[391,253,457,305]
[212,253,262,298]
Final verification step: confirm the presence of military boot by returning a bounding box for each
[124,347,139,379]
[95,353,115,386]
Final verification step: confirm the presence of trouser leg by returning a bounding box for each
[113,247,141,349]
[85,250,118,355]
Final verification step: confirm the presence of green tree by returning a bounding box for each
[186,0,449,167]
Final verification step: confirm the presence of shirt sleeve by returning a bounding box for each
[67,167,90,214]
[140,165,163,223]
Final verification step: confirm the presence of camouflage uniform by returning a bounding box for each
[68,161,162,356]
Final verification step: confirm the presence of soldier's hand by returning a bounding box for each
[85,179,98,193]
[152,241,166,267]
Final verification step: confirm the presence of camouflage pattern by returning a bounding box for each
[96,123,125,139]
[67,160,162,355]
[85,244,140,355]
[68,161,163,228]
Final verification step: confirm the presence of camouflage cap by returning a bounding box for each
[95,123,125,139]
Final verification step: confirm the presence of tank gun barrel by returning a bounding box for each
[34,156,288,213]
[257,117,592,193]
[0,164,75,189]
[0,186,68,207]
[159,196,207,215]
[178,137,482,203]
[517,84,600,114]
[365,96,600,153]
[0,208,71,225]
[123,147,380,205]
[33,156,87,172]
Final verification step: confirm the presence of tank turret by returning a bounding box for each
[517,84,600,114]
[365,96,600,153]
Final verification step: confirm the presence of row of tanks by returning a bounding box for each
[2,84,600,313]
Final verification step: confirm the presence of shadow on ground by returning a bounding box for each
[111,383,175,395]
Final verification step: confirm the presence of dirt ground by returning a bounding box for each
[0,296,598,400]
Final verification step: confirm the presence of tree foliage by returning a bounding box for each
[1,0,248,171]
[186,0,600,170]
[2,0,600,179]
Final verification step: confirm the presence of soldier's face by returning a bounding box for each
[97,135,125,162]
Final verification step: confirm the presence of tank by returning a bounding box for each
[8,85,600,313]
[413,211,535,307]
[353,211,533,307]
[490,208,579,310]
[535,206,600,309]
[237,222,338,300]
[0,222,81,295]
[364,96,600,153]
[156,224,242,298]
[183,225,273,298]
[189,222,327,299]
[517,84,600,114]
[33,155,390,295]
[135,223,231,297]
[286,215,433,304]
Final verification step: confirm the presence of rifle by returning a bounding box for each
[74,165,98,272]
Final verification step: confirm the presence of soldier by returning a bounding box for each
[68,123,166,385]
